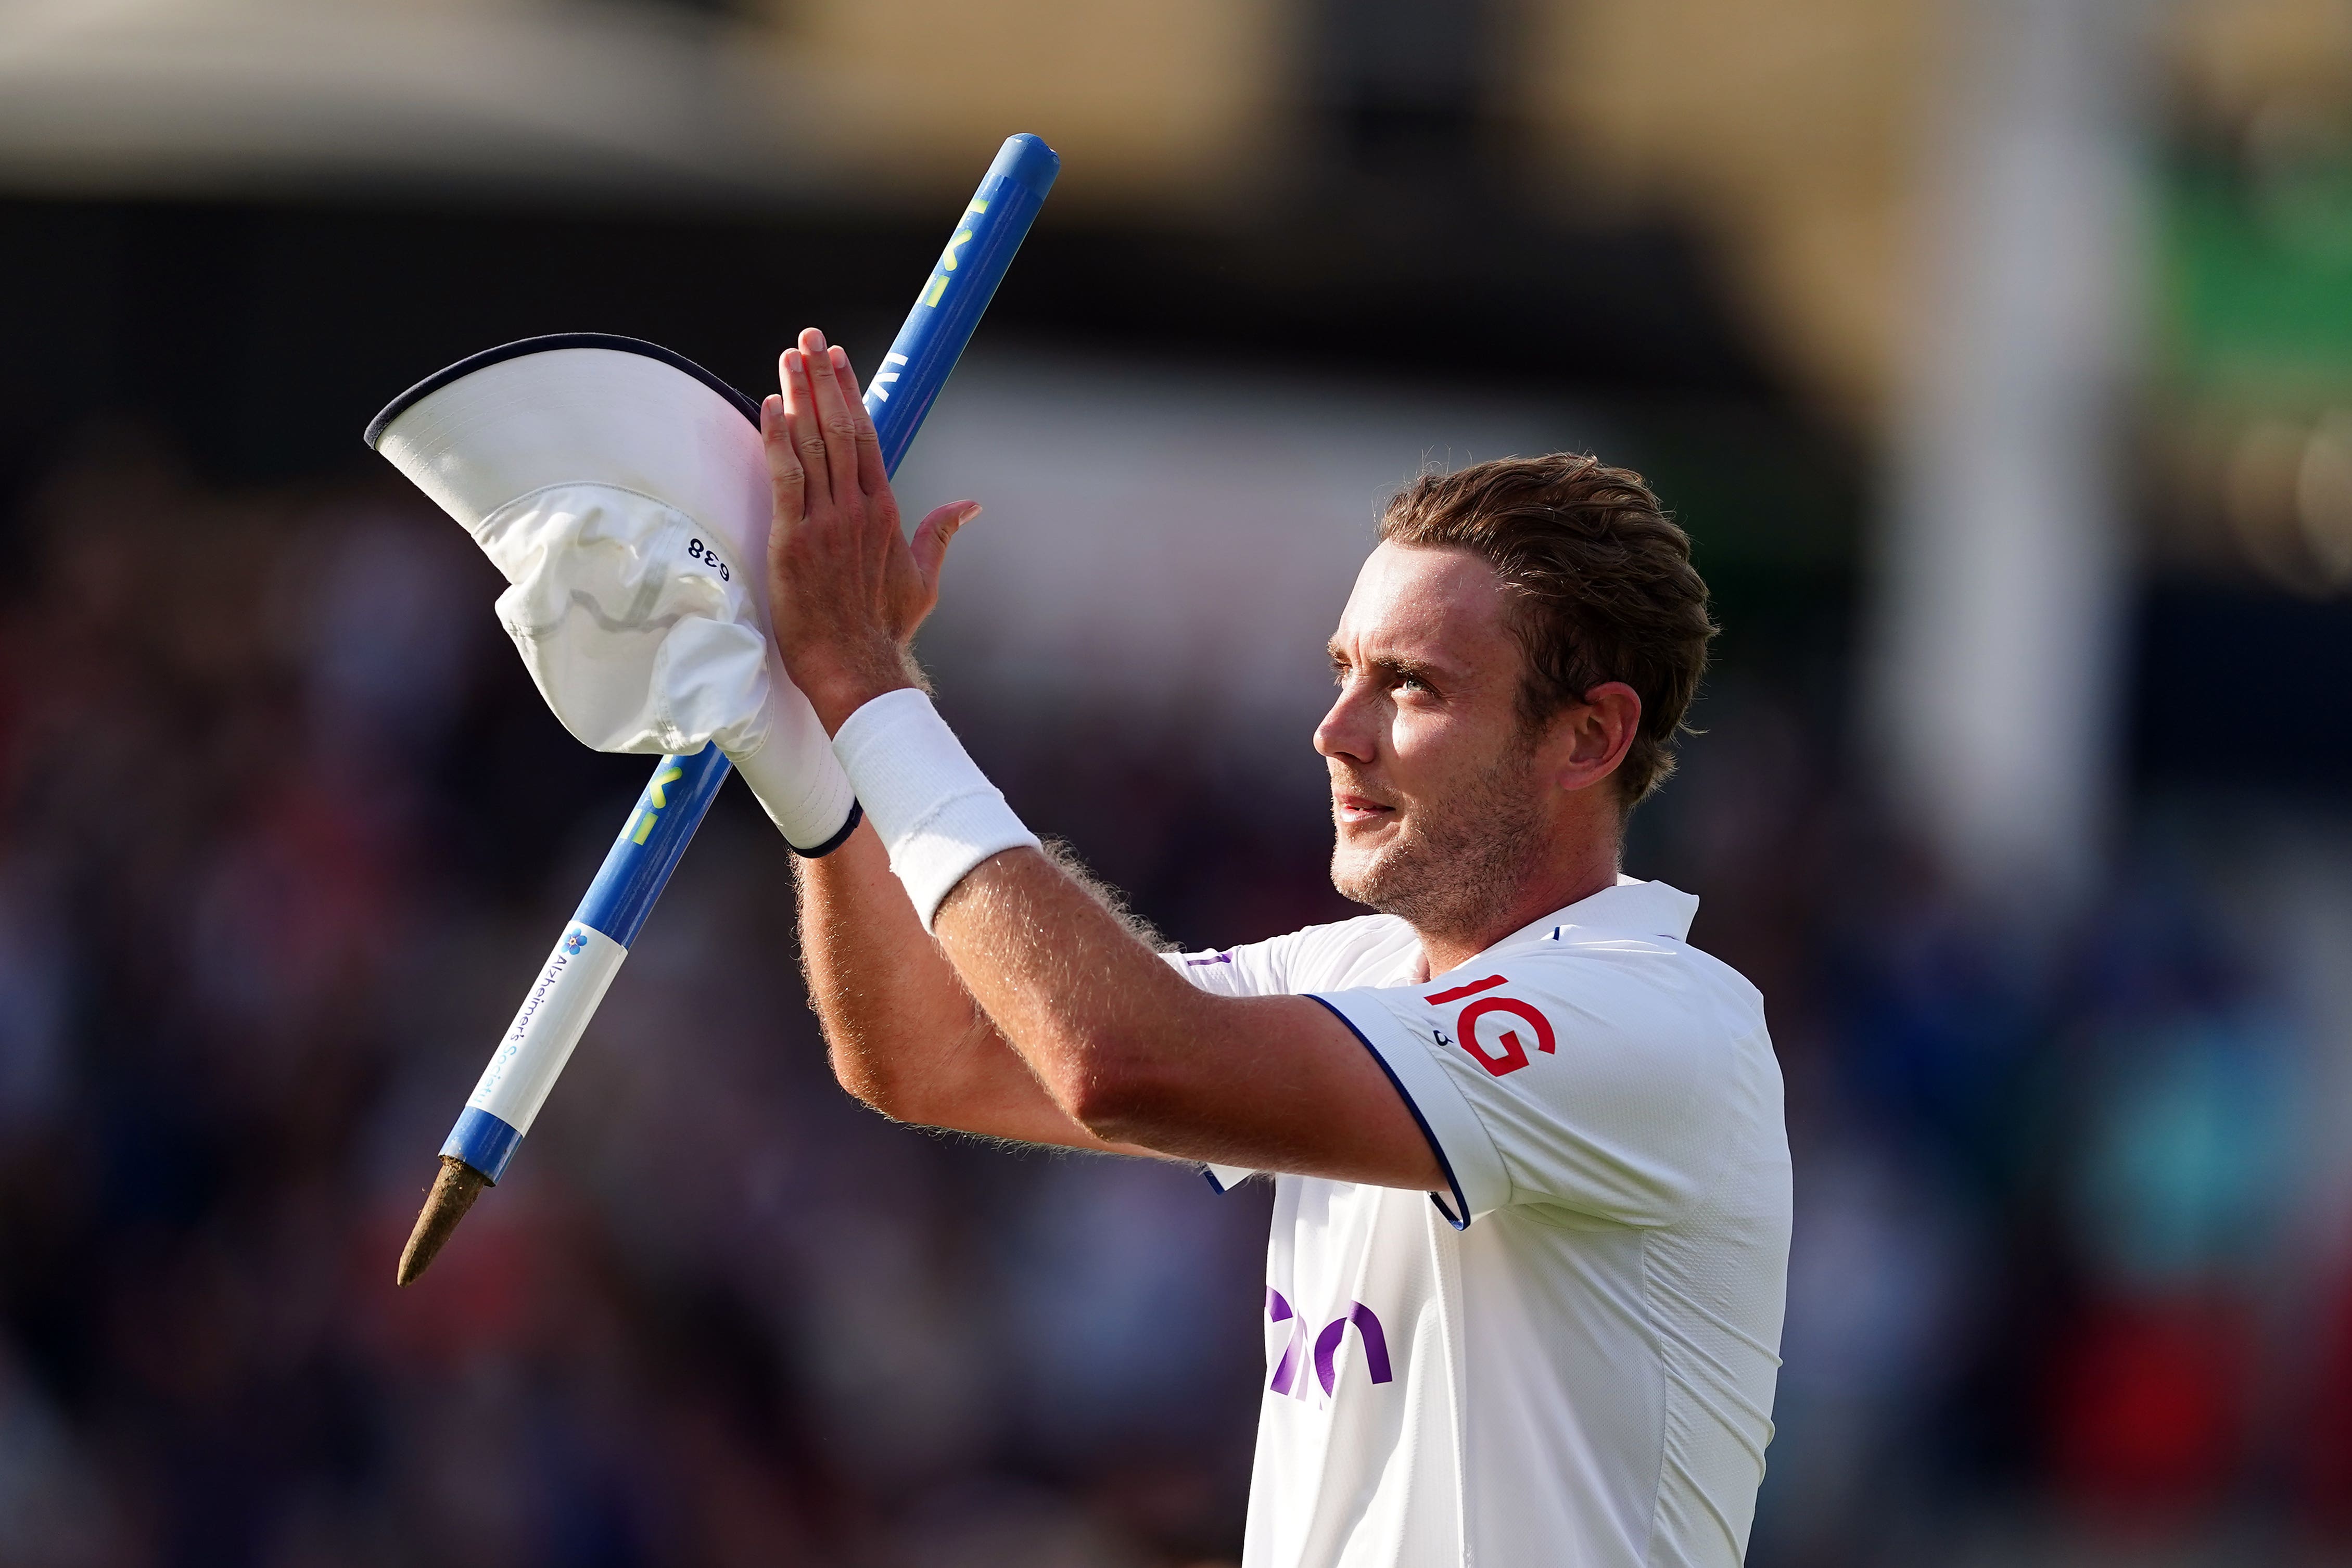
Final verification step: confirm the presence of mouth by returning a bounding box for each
[1332,791,1397,827]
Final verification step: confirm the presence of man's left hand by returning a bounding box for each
[762,326,980,734]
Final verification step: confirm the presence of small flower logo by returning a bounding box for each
[563,929,589,957]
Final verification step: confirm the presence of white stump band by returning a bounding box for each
[727,681,861,855]
[465,923,629,1134]
[832,687,1041,929]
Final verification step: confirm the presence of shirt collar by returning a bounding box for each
[1493,873,1700,951]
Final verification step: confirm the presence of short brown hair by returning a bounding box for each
[1378,453,1714,805]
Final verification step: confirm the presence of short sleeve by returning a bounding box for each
[1161,942,1285,999]
[1311,948,1737,1229]
[1160,914,1411,1001]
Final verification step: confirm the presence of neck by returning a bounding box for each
[1410,835,1621,980]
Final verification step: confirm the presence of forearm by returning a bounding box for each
[795,821,1136,1151]
[934,849,1347,1168]
[931,848,1180,1101]
[794,820,975,1112]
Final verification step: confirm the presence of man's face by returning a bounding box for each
[1316,541,1548,934]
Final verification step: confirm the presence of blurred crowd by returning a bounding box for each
[0,431,1276,1568]
[0,428,2350,1568]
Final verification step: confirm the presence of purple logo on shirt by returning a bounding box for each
[1186,951,1234,967]
[1267,1289,1392,1399]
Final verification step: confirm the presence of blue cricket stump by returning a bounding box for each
[392,135,1060,1285]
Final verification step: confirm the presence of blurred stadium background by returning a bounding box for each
[3,0,2352,1563]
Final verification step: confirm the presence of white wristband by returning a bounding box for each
[832,687,1041,929]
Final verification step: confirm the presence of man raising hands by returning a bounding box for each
[762,327,1789,1568]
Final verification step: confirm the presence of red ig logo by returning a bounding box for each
[1425,974,1554,1077]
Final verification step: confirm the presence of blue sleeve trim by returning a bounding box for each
[1200,1162,1256,1194]
[1304,995,1471,1231]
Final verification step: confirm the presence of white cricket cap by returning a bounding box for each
[364,335,858,854]
[366,334,773,594]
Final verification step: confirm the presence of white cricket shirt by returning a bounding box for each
[1167,876,1789,1568]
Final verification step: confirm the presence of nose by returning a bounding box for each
[1314,676,1376,765]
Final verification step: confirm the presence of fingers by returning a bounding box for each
[909,501,980,595]
[797,328,865,523]
[760,393,805,528]
[829,345,891,498]
[779,347,834,519]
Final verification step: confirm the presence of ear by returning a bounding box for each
[1542,681,1642,797]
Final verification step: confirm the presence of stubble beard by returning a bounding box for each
[1329,734,1547,946]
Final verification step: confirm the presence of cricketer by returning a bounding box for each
[760,325,1792,1567]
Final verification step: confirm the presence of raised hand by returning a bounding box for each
[761,326,980,733]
